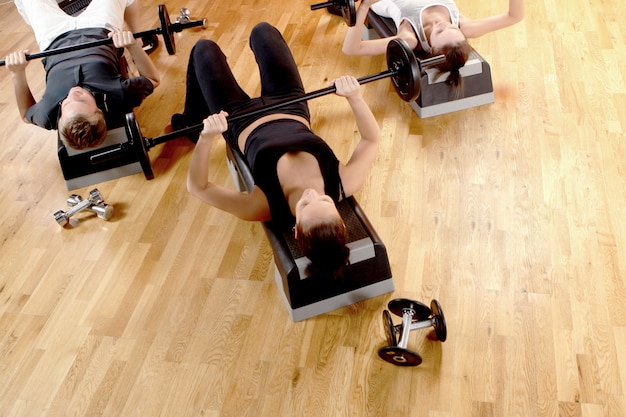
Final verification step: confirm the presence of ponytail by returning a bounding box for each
[431,40,472,93]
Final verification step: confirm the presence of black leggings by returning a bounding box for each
[181,22,311,145]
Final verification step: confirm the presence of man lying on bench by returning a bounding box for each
[179,22,381,281]
[342,0,524,88]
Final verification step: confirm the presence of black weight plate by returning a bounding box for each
[382,309,398,347]
[386,39,421,102]
[125,113,154,180]
[378,346,423,367]
[388,298,431,321]
[430,299,447,342]
[159,4,176,55]
[341,0,356,27]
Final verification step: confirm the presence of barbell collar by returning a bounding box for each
[418,54,446,70]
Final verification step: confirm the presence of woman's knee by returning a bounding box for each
[249,22,282,48]
[251,21,275,34]
[190,39,224,68]
[192,39,221,60]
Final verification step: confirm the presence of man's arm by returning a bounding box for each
[187,112,272,222]
[111,31,160,88]
[123,0,142,33]
[460,0,525,38]
[5,50,36,123]
[334,76,382,196]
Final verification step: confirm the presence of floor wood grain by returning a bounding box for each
[1,0,625,416]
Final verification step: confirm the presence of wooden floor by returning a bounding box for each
[1,0,626,416]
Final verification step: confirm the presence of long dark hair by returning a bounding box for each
[431,40,473,91]
[296,218,350,280]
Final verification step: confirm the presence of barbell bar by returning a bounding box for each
[0,5,206,66]
[91,38,445,180]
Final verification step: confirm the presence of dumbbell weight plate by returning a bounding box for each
[382,309,398,347]
[92,204,114,221]
[388,298,431,322]
[177,8,191,24]
[67,194,82,206]
[159,4,176,55]
[125,113,154,180]
[341,0,356,26]
[53,210,70,226]
[378,346,423,367]
[430,299,447,342]
[387,39,421,102]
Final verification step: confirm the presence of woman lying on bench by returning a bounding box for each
[179,22,381,280]
[342,0,524,87]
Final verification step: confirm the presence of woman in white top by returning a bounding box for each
[342,0,524,87]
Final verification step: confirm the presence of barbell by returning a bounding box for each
[90,38,444,180]
[0,4,206,66]
[311,0,358,27]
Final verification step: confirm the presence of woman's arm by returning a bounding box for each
[342,0,395,56]
[333,76,382,196]
[343,0,419,56]
[187,112,271,221]
[460,0,525,39]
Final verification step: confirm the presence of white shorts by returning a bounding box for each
[14,0,134,51]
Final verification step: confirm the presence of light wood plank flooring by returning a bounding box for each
[1,0,625,416]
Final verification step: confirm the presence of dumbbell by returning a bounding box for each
[378,298,447,366]
[176,8,192,24]
[67,195,114,222]
[53,188,108,227]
